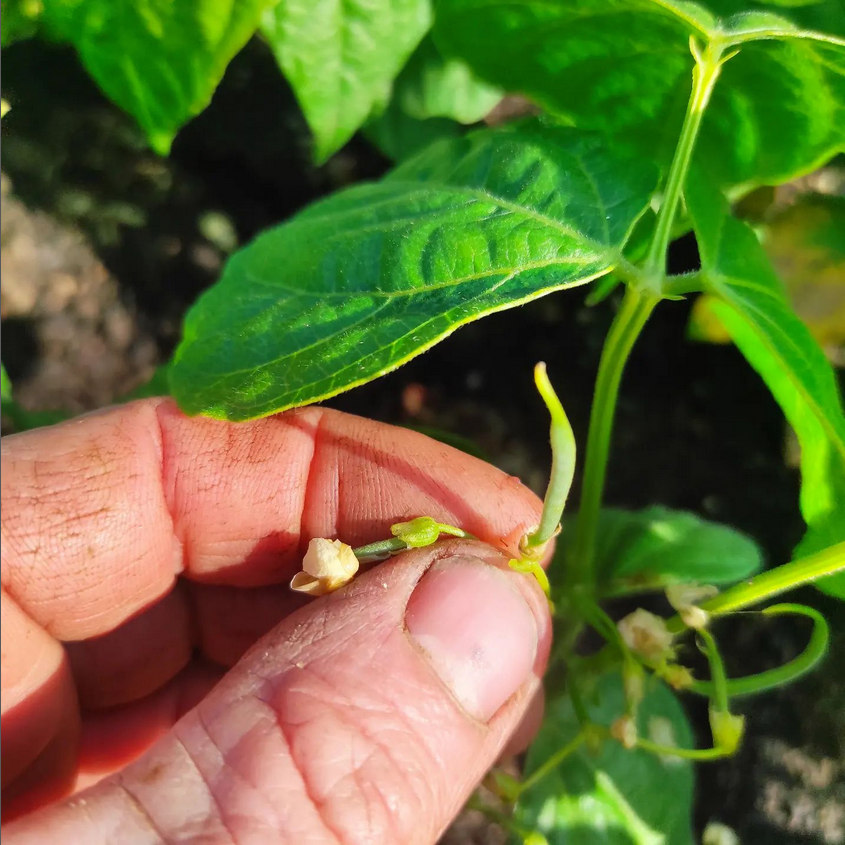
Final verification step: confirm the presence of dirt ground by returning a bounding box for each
[2,37,844,844]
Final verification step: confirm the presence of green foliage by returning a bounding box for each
[364,103,462,162]
[434,0,845,190]
[364,35,501,161]
[41,0,272,154]
[686,172,845,598]
[557,507,763,596]
[515,674,695,845]
[1,363,12,403]
[169,124,657,420]
[389,35,502,124]
[261,0,432,163]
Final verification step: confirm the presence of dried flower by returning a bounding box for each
[290,538,359,596]
[647,716,684,766]
[618,608,674,661]
[661,663,695,690]
[666,583,718,630]
[611,715,638,749]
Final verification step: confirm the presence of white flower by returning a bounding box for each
[665,583,718,630]
[290,538,359,596]
[618,608,674,661]
[648,716,684,767]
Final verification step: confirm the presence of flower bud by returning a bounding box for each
[290,538,359,596]
[623,661,645,707]
[709,707,745,755]
[390,516,441,548]
[486,769,521,802]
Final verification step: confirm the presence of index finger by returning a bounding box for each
[1,399,542,641]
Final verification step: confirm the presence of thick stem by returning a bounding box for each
[568,38,729,588]
[643,38,726,279]
[666,541,845,633]
[570,287,658,584]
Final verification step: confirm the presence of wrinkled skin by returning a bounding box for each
[1,400,551,844]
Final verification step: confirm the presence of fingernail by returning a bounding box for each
[405,556,539,721]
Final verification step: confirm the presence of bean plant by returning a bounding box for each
[3,0,845,841]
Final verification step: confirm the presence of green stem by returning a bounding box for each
[697,628,729,712]
[633,736,732,762]
[567,39,730,588]
[516,732,586,796]
[666,541,845,633]
[353,537,408,560]
[570,287,658,584]
[688,604,829,698]
[643,37,726,279]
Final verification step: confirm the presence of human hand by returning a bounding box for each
[1,400,551,844]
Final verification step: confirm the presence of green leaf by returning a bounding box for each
[556,507,763,595]
[686,171,845,598]
[170,123,658,420]
[364,101,463,162]
[392,35,502,124]
[261,0,433,163]
[42,0,271,154]
[515,673,695,845]
[434,0,845,190]
[1,363,12,403]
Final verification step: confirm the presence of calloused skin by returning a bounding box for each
[1,399,551,844]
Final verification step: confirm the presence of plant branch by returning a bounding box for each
[688,604,829,698]
[569,287,658,585]
[516,732,587,796]
[643,37,727,281]
[666,541,845,633]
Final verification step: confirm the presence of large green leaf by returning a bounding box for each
[686,172,845,598]
[261,0,432,163]
[170,124,657,420]
[42,0,271,154]
[556,507,763,595]
[434,0,845,190]
[515,673,695,845]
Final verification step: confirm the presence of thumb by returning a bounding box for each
[5,540,551,845]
